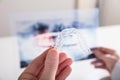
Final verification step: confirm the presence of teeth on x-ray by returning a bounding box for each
[55,28,92,60]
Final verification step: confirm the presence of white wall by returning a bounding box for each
[78,0,120,26]
[78,0,97,9]
[0,0,74,37]
[99,0,120,26]
[0,0,98,37]
[1,0,120,37]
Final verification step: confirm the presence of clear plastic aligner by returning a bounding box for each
[55,28,92,61]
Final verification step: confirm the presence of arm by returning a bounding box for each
[111,60,120,80]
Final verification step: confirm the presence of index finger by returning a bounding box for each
[92,49,106,60]
[99,47,116,54]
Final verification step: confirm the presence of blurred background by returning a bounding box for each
[0,0,120,37]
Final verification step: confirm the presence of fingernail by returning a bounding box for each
[48,47,58,56]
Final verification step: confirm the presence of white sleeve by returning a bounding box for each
[111,60,120,80]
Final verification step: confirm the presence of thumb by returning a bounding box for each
[40,47,59,80]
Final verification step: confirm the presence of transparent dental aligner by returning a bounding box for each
[55,28,92,61]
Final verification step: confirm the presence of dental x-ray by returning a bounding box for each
[10,8,99,68]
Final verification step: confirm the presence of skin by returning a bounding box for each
[92,47,120,73]
[18,47,72,80]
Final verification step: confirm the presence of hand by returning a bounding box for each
[92,47,120,73]
[18,47,72,80]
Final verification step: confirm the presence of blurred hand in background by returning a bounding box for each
[92,47,120,73]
